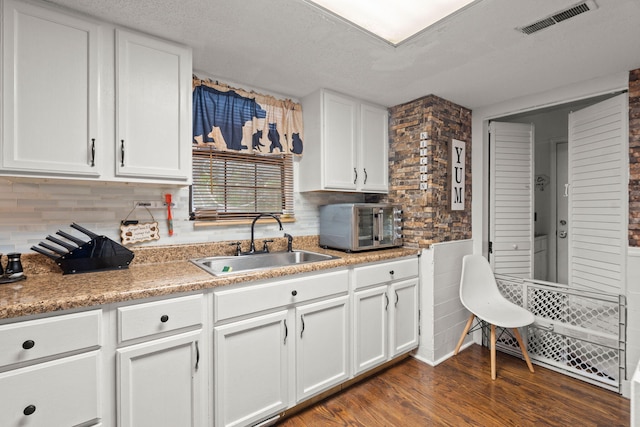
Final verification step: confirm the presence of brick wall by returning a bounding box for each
[376,95,472,248]
[630,68,640,247]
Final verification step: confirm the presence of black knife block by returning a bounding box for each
[32,224,135,275]
[55,235,135,275]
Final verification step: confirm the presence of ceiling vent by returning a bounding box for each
[516,1,598,35]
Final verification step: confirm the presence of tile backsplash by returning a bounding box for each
[0,177,363,254]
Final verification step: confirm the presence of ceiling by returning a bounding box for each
[44,0,640,109]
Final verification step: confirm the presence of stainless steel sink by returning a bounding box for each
[191,250,340,276]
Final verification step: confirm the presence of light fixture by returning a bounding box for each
[303,0,478,46]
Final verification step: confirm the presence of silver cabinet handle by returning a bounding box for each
[363,168,368,184]
[353,168,358,184]
[120,139,125,167]
[300,315,305,339]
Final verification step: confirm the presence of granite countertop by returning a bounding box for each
[0,236,419,320]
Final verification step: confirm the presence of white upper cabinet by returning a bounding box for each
[115,29,191,181]
[359,102,389,192]
[320,92,358,190]
[1,0,100,177]
[0,0,192,184]
[300,89,389,193]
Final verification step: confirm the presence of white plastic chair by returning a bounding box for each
[454,254,535,380]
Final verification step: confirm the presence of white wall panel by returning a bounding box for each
[415,240,473,365]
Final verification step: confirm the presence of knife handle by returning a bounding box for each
[70,223,99,239]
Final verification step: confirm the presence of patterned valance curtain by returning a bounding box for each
[192,76,303,155]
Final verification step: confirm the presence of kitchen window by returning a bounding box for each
[190,147,294,223]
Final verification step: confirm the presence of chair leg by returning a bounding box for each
[512,328,535,373]
[490,324,497,380]
[454,313,475,355]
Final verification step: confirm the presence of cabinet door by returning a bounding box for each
[353,285,389,375]
[1,0,100,177]
[117,330,205,427]
[115,29,191,181]
[389,278,419,357]
[322,91,358,190]
[359,103,389,192]
[296,295,349,401]
[214,310,289,427]
[0,351,100,427]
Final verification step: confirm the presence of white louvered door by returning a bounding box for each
[489,122,534,278]
[568,94,628,293]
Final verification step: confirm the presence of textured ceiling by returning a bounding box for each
[44,0,640,108]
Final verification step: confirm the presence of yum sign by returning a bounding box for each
[450,139,466,211]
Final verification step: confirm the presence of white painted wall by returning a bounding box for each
[415,240,473,365]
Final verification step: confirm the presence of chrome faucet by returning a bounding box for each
[243,213,283,254]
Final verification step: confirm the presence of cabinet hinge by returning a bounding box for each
[489,241,493,254]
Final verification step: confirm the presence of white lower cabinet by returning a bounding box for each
[0,309,102,427]
[214,310,289,427]
[389,278,420,357]
[353,258,420,375]
[353,285,389,374]
[0,256,419,427]
[213,269,350,427]
[117,330,204,427]
[0,351,101,427]
[295,295,350,401]
[115,294,205,427]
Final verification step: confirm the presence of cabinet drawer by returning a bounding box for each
[214,269,349,322]
[0,351,100,427]
[118,294,203,343]
[0,309,101,368]
[354,258,419,289]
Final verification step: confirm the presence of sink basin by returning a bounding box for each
[191,250,340,276]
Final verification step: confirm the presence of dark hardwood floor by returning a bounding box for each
[278,344,630,427]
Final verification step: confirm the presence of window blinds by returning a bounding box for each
[191,147,294,221]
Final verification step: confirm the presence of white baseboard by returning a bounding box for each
[411,341,475,367]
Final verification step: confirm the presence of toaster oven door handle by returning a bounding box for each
[377,209,384,244]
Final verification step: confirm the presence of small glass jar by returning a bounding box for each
[5,252,23,278]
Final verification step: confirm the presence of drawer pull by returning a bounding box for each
[22,340,35,350]
[23,405,36,416]
[291,290,297,296]
[160,315,169,323]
